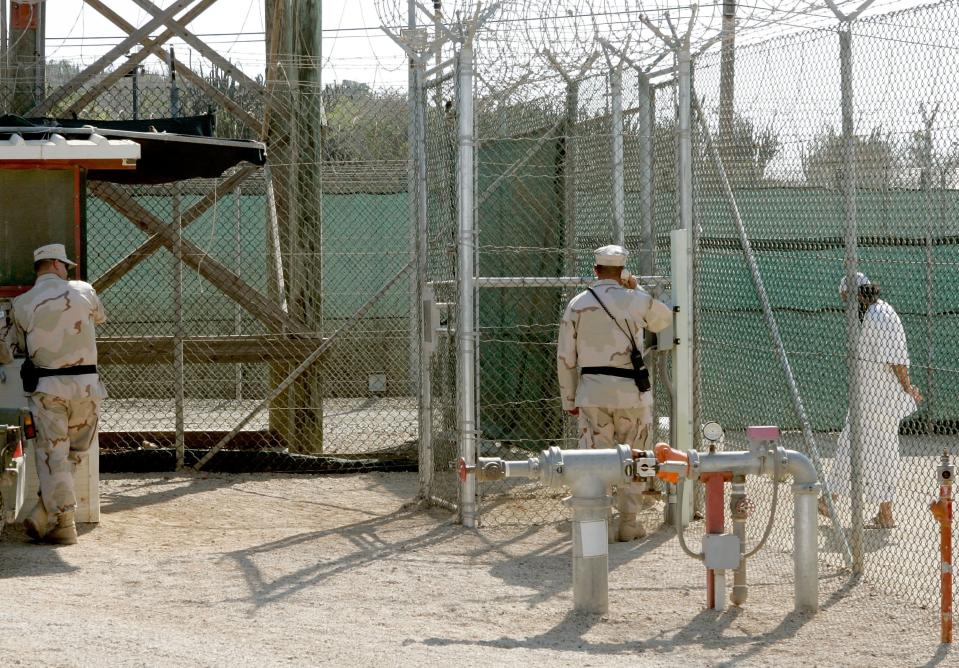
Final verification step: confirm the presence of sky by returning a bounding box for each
[29,0,936,90]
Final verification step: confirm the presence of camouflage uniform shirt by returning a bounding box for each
[6,274,108,399]
[557,279,671,411]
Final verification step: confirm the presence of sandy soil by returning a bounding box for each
[0,472,953,667]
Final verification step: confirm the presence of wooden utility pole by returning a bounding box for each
[8,0,45,115]
[265,0,325,453]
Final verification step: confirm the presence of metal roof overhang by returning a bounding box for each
[0,125,266,184]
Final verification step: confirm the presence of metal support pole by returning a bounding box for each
[638,74,655,276]
[457,42,477,527]
[169,46,180,118]
[173,185,185,469]
[564,80,578,277]
[839,23,864,573]
[611,66,625,247]
[234,185,243,400]
[412,54,434,499]
[677,43,693,234]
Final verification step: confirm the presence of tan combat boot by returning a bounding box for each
[617,513,647,542]
[23,499,52,541]
[46,510,78,545]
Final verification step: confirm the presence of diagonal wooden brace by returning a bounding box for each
[93,165,257,293]
[129,0,265,97]
[90,181,300,333]
[29,0,197,116]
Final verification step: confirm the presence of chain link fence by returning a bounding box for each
[1,47,419,474]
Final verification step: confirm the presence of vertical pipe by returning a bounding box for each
[730,475,748,605]
[457,42,477,527]
[670,228,694,527]
[931,452,954,643]
[704,474,725,610]
[408,0,419,401]
[793,483,820,611]
[839,23,864,573]
[173,185,185,470]
[611,66,625,247]
[131,67,139,120]
[569,495,611,614]
[638,74,654,277]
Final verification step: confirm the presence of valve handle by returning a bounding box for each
[457,457,472,483]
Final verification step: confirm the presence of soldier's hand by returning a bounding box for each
[625,274,638,290]
[566,408,579,416]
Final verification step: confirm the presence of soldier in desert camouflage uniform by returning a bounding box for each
[0,244,106,545]
[557,244,671,542]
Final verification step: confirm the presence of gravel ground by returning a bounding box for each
[0,472,954,667]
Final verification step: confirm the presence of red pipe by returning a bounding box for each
[702,472,730,608]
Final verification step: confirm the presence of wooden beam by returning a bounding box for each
[129,0,265,97]
[99,335,326,364]
[90,181,300,333]
[29,0,197,116]
[78,0,260,132]
[93,165,257,293]
[70,0,219,117]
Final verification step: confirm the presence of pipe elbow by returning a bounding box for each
[784,450,818,486]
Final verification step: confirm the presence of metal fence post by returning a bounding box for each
[564,79,579,277]
[839,21,865,573]
[173,184,185,469]
[412,55,434,500]
[611,65,625,247]
[457,42,477,527]
[638,73,654,277]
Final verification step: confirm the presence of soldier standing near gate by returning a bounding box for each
[0,244,107,545]
[557,244,671,541]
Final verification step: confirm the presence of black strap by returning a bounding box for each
[34,365,97,378]
[586,286,640,352]
[580,366,636,379]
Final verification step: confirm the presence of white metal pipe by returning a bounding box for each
[611,66,625,247]
[677,43,693,233]
[713,571,727,611]
[457,42,477,527]
[429,276,666,289]
[731,477,748,606]
[793,483,820,612]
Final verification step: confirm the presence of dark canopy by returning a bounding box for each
[0,114,265,184]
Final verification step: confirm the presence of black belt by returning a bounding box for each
[580,366,636,379]
[34,365,98,378]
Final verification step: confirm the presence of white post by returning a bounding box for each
[457,42,477,527]
[671,228,694,526]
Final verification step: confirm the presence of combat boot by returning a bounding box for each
[46,510,78,545]
[23,499,52,541]
[617,513,647,542]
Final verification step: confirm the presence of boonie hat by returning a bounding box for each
[594,244,628,267]
[838,271,870,295]
[34,243,76,267]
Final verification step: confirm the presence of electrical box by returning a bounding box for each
[703,533,742,570]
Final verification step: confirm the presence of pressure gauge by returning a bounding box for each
[702,421,724,443]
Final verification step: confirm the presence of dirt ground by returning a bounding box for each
[0,472,954,667]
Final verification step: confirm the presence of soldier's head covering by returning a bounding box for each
[838,271,870,295]
[594,244,628,267]
[34,243,76,268]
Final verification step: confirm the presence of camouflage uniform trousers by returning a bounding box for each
[29,393,100,514]
[578,405,653,515]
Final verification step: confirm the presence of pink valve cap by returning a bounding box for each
[746,425,781,442]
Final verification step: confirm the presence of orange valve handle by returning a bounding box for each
[457,457,469,483]
[654,443,689,484]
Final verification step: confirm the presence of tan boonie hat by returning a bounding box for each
[838,271,870,295]
[594,244,628,267]
[34,243,76,267]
